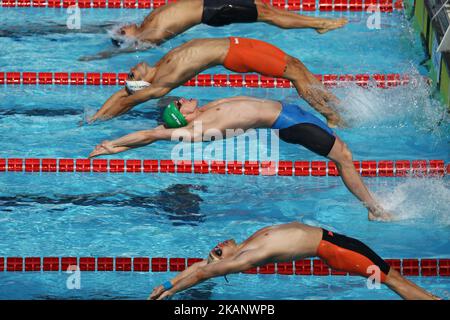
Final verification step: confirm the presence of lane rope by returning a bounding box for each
[0,158,448,177]
[0,72,414,88]
[0,256,447,276]
[0,0,404,12]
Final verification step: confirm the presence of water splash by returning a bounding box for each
[374,178,450,225]
[336,70,449,138]
[107,24,157,50]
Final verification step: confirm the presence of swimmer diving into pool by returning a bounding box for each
[89,37,342,127]
[148,222,440,300]
[80,0,347,61]
[89,96,389,221]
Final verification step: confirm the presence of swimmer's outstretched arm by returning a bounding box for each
[88,126,173,158]
[90,86,172,121]
[88,125,200,158]
[149,260,208,300]
[78,46,147,62]
[150,253,257,300]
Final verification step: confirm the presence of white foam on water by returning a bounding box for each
[335,69,449,138]
[107,24,157,51]
[373,178,450,225]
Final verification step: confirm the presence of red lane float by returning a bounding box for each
[0,0,403,11]
[0,72,413,88]
[1,257,447,275]
[0,158,447,177]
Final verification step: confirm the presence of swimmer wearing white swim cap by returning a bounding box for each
[89,38,343,128]
[125,69,151,94]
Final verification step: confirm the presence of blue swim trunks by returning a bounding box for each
[271,102,336,156]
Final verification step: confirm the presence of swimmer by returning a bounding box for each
[81,0,347,61]
[90,37,342,127]
[149,222,440,300]
[89,97,389,220]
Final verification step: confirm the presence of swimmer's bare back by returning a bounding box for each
[239,222,323,260]
[151,38,229,87]
[90,38,230,121]
[78,0,203,61]
[137,0,203,44]
[137,0,346,44]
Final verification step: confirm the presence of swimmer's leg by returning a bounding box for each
[384,268,440,300]
[318,230,439,299]
[284,56,342,127]
[255,0,348,34]
[326,137,392,221]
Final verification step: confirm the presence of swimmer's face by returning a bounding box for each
[120,24,138,37]
[208,239,237,262]
[176,98,198,116]
[128,62,150,81]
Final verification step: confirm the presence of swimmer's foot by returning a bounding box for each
[368,209,393,222]
[327,115,346,128]
[316,18,349,34]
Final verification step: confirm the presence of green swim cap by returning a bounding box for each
[162,102,188,128]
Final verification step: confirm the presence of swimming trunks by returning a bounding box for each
[317,229,391,283]
[223,37,287,77]
[202,0,258,26]
[272,102,335,157]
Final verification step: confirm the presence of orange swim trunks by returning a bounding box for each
[316,229,391,283]
[223,37,288,77]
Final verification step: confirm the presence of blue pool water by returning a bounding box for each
[0,7,449,300]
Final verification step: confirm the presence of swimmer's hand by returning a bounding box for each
[78,51,112,62]
[88,140,116,158]
[149,285,172,300]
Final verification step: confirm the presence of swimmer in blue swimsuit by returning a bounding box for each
[272,102,336,157]
[89,97,392,221]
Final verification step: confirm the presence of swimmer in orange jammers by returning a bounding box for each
[81,0,347,60]
[90,37,342,127]
[149,222,440,300]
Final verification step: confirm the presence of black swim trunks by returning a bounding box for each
[272,103,336,157]
[202,0,258,27]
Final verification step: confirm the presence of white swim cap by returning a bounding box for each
[125,80,151,93]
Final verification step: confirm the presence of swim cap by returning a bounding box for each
[162,102,188,128]
[125,80,151,93]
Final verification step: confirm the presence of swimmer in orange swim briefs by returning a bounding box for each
[91,37,342,127]
[224,37,288,77]
[149,222,440,300]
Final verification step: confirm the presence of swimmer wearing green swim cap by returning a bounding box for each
[89,38,344,128]
[162,101,188,128]
[88,96,391,222]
